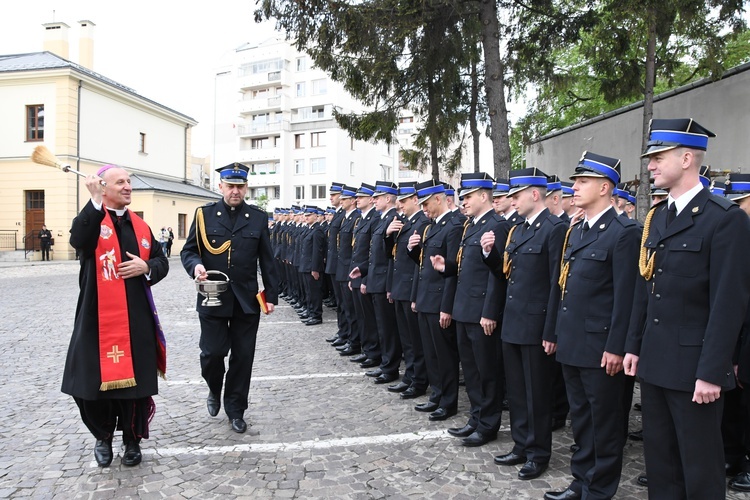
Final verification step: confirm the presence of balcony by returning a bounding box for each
[237,121,288,137]
[238,94,285,115]
[238,69,290,91]
[238,146,281,163]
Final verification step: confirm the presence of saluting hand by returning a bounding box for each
[387,218,403,235]
[480,231,495,253]
[407,230,420,251]
[430,255,446,272]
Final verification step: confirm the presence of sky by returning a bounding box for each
[0,0,278,157]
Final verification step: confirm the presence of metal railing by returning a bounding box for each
[23,230,39,258]
[0,230,18,251]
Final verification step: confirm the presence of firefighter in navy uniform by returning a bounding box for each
[181,163,280,434]
[623,119,750,498]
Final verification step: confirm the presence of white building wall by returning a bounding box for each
[0,80,58,157]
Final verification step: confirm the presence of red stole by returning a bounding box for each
[96,209,157,391]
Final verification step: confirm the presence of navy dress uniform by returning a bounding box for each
[407,180,465,419]
[325,184,347,342]
[485,167,566,479]
[385,183,431,397]
[439,173,509,447]
[625,119,750,499]
[335,186,362,355]
[181,163,280,433]
[549,152,641,500]
[298,207,326,325]
[349,183,382,367]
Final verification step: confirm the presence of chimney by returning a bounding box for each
[42,22,70,59]
[78,20,95,69]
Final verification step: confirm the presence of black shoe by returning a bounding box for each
[207,392,220,417]
[415,401,440,413]
[462,431,497,447]
[494,452,526,466]
[729,472,750,492]
[544,488,581,500]
[305,318,322,325]
[359,358,381,368]
[628,429,643,441]
[231,418,247,433]
[332,338,348,347]
[374,373,398,384]
[365,368,383,378]
[569,444,580,453]
[121,441,142,466]
[387,381,410,393]
[633,402,642,411]
[400,387,426,399]
[518,460,548,480]
[350,353,368,363]
[299,315,310,321]
[447,424,476,438]
[94,438,113,467]
[552,418,566,431]
[636,475,648,487]
[335,342,350,351]
[339,345,361,356]
[428,407,457,421]
[325,334,340,343]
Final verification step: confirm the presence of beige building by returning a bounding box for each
[0,20,219,261]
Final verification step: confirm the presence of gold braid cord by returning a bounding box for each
[558,226,575,295]
[455,219,471,276]
[502,225,519,279]
[419,225,430,269]
[196,208,231,255]
[351,218,360,248]
[639,207,658,280]
[392,225,402,259]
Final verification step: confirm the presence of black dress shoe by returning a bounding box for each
[400,387,426,399]
[387,381,410,393]
[415,401,440,413]
[359,358,381,368]
[339,345,361,356]
[447,424,476,438]
[628,429,643,441]
[374,373,398,384]
[350,353,368,363]
[299,315,310,321]
[121,441,142,466]
[94,438,113,467]
[636,475,648,487]
[428,407,457,421]
[332,338,348,347]
[543,488,581,500]
[518,460,548,480]
[335,342,351,351]
[462,431,497,447]
[231,418,247,433]
[494,451,526,466]
[729,472,750,492]
[365,368,382,378]
[305,318,322,325]
[569,443,580,453]
[325,334,340,343]
[207,392,220,417]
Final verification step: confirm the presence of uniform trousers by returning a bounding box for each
[394,300,422,389]
[641,380,725,499]
[198,300,261,419]
[371,292,401,376]
[337,281,359,346]
[503,341,554,463]
[562,365,625,499]
[304,273,323,321]
[352,288,380,360]
[419,311,459,411]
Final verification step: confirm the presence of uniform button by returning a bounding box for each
[604,326,608,331]
[653,318,659,324]
[570,257,575,261]
[591,253,596,257]
[659,244,665,249]
[657,269,663,274]
[508,295,513,300]
[567,273,572,277]
[655,294,661,299]
[562,306,567,311]
[682,243,687,248]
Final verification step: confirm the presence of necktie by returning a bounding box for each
[581,221,589,239]
[666,203,677,226]
[524,221,531,231]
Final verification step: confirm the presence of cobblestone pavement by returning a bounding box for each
[0,259,745,499]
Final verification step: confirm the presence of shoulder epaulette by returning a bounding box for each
[613,215,638,227]
[547,214,566,225]
[708,194,734,211]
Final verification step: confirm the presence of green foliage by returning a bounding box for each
[255,193,269,212]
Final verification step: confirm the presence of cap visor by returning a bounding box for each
[507,185,531,196]
[640,144,678,158]
[417,194,434,205]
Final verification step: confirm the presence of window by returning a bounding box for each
[296,57,307,72]
[399,116,414,123]
[294,159,304,175]
[139,133,146,153]
[295,185,305,200]
[239,58,284,76]
[312,79,327,95]
[312,106,325,118]
[311,185,326,199]
[296,82,306,97]
[26,105,44,141]
[310,158,326,174]
[294,134,304,149]
[310,131,326,147]
[178,214,187,239]
[25,190,44,209]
